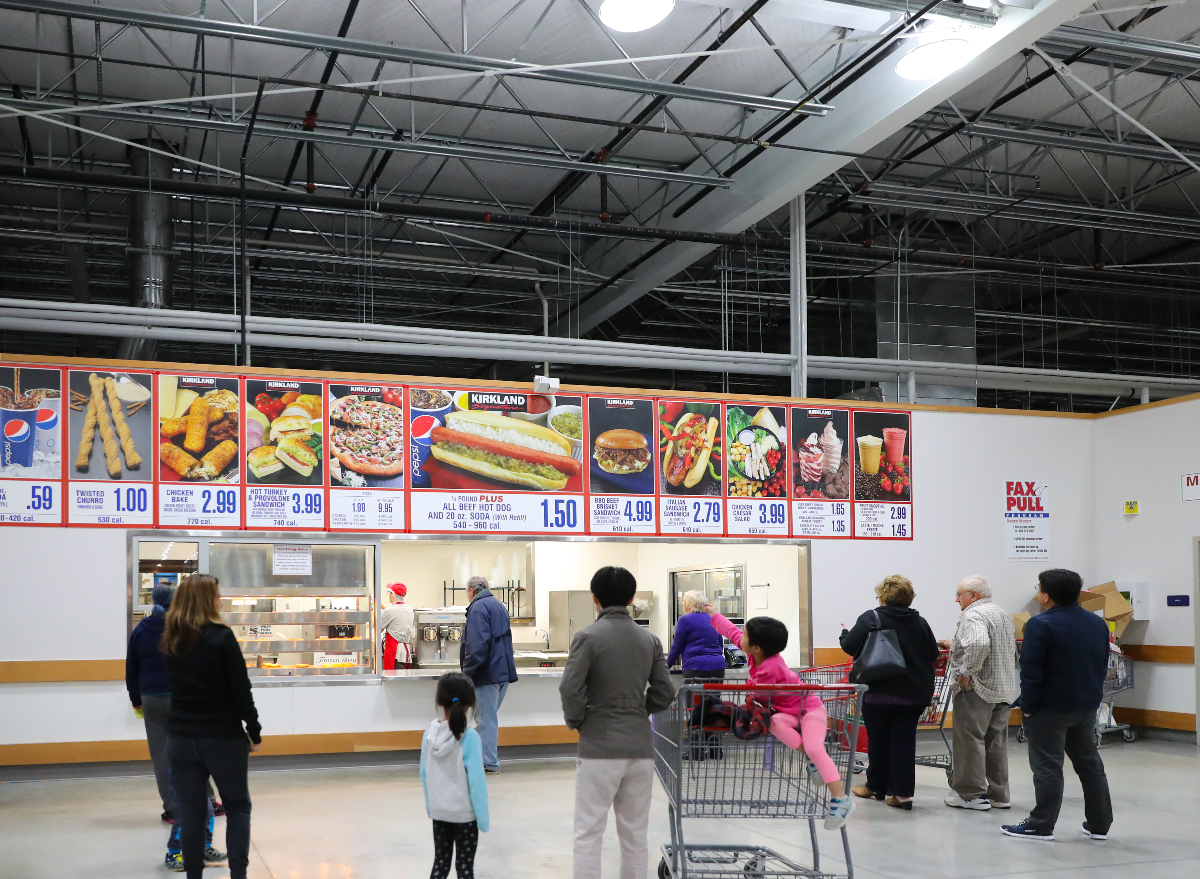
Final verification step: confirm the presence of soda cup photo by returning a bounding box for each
[33,394,61,460]
[1,407,38,469]
[409,414,440,488]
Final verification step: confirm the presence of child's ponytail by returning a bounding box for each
[435,672,477,740]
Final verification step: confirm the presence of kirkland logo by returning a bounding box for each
[180,376,217,386]
[349,386,380,394]
[267,381,301,391]
[605,399,635,407]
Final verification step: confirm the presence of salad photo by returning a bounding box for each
[658,400,721,496]
[726,405,787,498]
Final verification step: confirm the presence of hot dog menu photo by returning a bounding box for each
[657,399,724,535]
[725,403,788,536]
[852,409,912,539]
[0,365,63,524]
[327,383,405,531]
[790,407,851,538]
[408,387,585,534]
[244,378,325,529]
[587,396,655,534]
[67,368,154,526]
[155,374,241,527]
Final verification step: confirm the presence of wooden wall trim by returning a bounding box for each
[0,660,125,683]
[812,647,852,666]
[1112,707,1197,732]
[0,725,579,765]
[1120,645,1195,664]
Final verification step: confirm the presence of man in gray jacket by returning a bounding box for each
[559,566,674,879]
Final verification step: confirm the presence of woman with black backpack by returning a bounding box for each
[840,575,939,810]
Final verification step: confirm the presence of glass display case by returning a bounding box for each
[209,541,377,677]
[670,564,745,627]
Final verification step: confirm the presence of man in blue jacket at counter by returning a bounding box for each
[461,575,518,774]
[1003,568,1113,842]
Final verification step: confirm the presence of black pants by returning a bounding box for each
[862,701,925,798]
[1023,709,1113,834]
[683,668,726,683]
[431,819,478,879]
[168,735,252,879]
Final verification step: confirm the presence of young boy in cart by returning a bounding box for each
[702,604,855,830]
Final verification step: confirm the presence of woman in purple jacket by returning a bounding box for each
[667,591,727,681]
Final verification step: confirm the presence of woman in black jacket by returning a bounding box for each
[840,574,939,810]
[161,574,261,879]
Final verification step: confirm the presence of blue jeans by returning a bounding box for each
[475,682,508,770]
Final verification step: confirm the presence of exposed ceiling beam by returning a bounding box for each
[0,0,822,114]
[1046,23,1200,65]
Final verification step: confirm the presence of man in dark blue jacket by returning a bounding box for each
[1003,569,1113,842]
[461,576,518,773]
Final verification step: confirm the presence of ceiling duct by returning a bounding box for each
[116,140,174,362]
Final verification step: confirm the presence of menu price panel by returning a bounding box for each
[587,396,655,534]
[851,409,912,540]
[0,481,61,524]
[657,399,723,536]
[408,387,584,535]
[327,383,406,531]
[726,402,788,536]
[156,373,242,527]
[411,491,584,533]
[67,368,154,526]
[792,500,850,537]
[244,378,325,529]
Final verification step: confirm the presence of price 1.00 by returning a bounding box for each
[114,487,148,513]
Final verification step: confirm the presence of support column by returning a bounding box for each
[790,195,807,398]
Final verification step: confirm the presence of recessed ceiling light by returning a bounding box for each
[599,0,674,33]
[895,38,976,81]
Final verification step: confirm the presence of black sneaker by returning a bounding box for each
[161,810,174,824]
[1081,821,1108,840]
[1002,820,1054,840]
[211,799,225,817]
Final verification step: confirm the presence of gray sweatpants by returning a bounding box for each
[141,693,173,812]
[950,688,1011,803]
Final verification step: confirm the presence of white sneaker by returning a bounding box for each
[1081,821,1108,840]
[988,800,1012,809]
[825,796,855,830]
[945,794,992,810]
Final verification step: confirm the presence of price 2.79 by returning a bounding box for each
[692,500,721,524]
[540,498,578,529]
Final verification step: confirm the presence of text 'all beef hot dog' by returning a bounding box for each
[429,410,581,491]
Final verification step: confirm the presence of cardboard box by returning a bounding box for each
[1078,590,1106,614]
[1012,611,1032,640]
[1091,582,1135,640]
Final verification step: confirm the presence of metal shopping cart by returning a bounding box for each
[652,682,866,879]
[1014,643,1137,745]
[797,664,866,776]
[914,651,954,779]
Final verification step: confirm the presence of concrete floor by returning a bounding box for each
[1,739,1197,879]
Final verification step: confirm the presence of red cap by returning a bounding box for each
[387,583,408,597]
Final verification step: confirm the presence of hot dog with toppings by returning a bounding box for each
[662,412,719,489]
[429,411,581,491]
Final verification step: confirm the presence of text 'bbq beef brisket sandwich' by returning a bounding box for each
[593,429,650,475]
[429,411,581,491]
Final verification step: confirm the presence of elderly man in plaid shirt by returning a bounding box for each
[938,575,1019,811]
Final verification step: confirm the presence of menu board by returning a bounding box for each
[724,403,789,536]
[156,374,242,527]
[408,387,585,534]
[587,396,656,534]
[326,383,406,531]
[244,378,325,529]
[0,364,63,524]
[790,407,851,538]
[851,409,912,539]
[66,368,155,526]
[657,399,724,536]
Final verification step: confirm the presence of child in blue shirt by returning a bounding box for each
[421,673,490,879]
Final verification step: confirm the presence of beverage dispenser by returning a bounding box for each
[414,609,467,668]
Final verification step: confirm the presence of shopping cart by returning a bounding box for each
[652,681,866,879]
[797,663,866,775]
[1013,643,1137,745]
[914,651,954,778]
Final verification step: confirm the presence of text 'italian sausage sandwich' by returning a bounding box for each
[430,411,581,491]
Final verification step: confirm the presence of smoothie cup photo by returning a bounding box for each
[856,435,882,474]
[882,427,907,464]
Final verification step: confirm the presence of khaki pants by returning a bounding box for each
[951,688,1011,803]
[573,757,655,879]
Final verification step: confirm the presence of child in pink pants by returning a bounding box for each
[705,607,854,830]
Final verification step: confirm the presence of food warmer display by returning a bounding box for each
[208,541,376,677]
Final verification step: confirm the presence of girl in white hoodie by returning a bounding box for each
[421,673,490,879]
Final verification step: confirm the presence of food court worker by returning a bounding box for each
[381,583,416,670]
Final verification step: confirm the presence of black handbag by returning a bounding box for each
[852,610,908,684]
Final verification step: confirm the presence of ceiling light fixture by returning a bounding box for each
[599,0,675,33]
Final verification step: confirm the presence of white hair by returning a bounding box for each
[960,575,992,599]
[466,575,488,593]
[682,590,709,613]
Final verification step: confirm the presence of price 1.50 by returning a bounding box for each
[540,498,578,529]
[292,492,322,515]
[200,488,237,515]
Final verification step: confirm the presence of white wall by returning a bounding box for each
[1092,400,1199,718]
[381,539,530,610]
